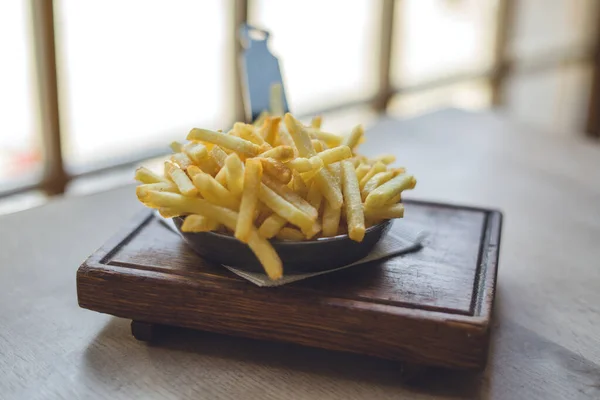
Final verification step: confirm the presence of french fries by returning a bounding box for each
[134,108,416,280]
[341,161,365,242]
[235,158,262,242]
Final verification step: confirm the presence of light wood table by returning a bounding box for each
[2,109,599,399]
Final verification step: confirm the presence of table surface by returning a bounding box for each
[2,109,600,400]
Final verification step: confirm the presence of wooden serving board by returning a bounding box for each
[77,199,502,370]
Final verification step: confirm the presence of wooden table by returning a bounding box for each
[2,109,599,399]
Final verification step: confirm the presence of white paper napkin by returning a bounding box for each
[154,211,427,287]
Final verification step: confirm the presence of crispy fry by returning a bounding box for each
[287,157,323,173]
[181,214,220,232]
[306,181,323,211]
[306,128,343,148]
[321,164,342,237]
[183,142,208,163]
[364,174,416,209]
[170,152,194,170]
[276,227,305,241]
[225,153,244,196]
[355,164,371,181]
[343,124,364,152]
[258,214,287,238]
[260,145,294,162]
[311,139,323,152]
[258,184,319,237]
[386,193,402,205]
[136,182,178,199]
[260,158,292,184]
[260,117,281,145]
[192,172,240,210]
[313,167,343,210]
[210,145,228,167]
[165,162,197,197]
[145,191,282,279]
[372,154,396,165]
[364,204,404,220]
[316,146,352,165]
[170,141,183,153]
[341,160,365,242]
[359,161,387,190]
[214,167,228,186]
[158,207,183,219]
[234,122,265,145]
[235,159,262,242]
[187,128,262,156]
[186,165,202,178]
[262,174,318,220]
[135,166,168,184]
[284,113,315,158]
[361,170,396,201]
[291,170,308,198]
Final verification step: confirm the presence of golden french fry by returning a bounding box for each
[386,193,402,205]
[321,163,342,237]
[136,182,178,199]
[186,165,202,178]
[225,153,244,196]
[291,170,308,198]
[258,214,287,238]
[306,181,322,211]
[145,191,282,279]
[170,141,183,153]
[210,146,228,167]
[195,156,220,176]
[364,174,416,209]
[316,145,352,165]
[310,115,322,129]
[306,128,343,148]
[262,174,318,220]
[135,166,168,184]
[192,172,240,210]
[276,125,298,155]
[313,167,343,210]
[187,128,262,156]
[341,160,365,242]
[158,207,183,218]
[234,122,265,145]
[287,157,323,173]
[259,184,319,237]
[276,227,305,241]
[349,157,361,168]
[284,113,315,157]
[260,117,281,145]
[364,204,404,220]
[214,167,228,186]
[361,170,396,201]
[355,164,371,181]
[181,214,220,232]
[260,145,294,162]
[359,161,387,190]
[343,124,364,152]
[235,158,262,242]
[165,162,198,197]
[171,152,194,170]
[372,154,396,165]
[311,139,323,153]
[260,158,292,184]
[183,142,208,163]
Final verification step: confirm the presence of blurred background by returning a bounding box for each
[1,0,599,214]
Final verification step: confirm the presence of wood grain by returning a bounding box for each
[2,109,600,399]
[77,199,501,370]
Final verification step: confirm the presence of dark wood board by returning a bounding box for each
[77,199,502,370]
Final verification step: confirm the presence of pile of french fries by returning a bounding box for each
[135,112,416,280]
